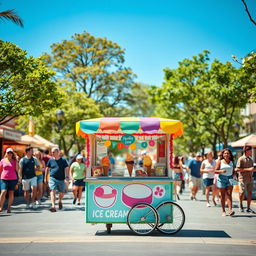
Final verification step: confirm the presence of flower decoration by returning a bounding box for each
[153,185,165,198]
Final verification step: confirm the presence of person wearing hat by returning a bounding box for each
[236,145,256,213]
[188,153,202,200]
[0,148,18,213]
[70,154,86,205]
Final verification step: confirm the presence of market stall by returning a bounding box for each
[76,117,185,235]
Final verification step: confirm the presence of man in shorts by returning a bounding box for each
[188,153,202,200]
[45,148,69,212]
[236,145,256,213]
[19,147,39,209]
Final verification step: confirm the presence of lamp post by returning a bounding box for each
[233,123,240,140]
[55,109,64,148]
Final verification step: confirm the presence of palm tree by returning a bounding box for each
[0,9,23,27]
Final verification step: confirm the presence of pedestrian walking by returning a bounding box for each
[200,151,216,207]
[0,148,19,213]
[188,153,202,200]
[172,156,183,200]
[19,147,39,209]
[42,149,51,198]
[215,148,235,217]
[236,145,256,213]
[70,154,86,205]
[45,148,69,212]
[34,151,45,205]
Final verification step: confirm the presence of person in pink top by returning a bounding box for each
[0,148,19,213]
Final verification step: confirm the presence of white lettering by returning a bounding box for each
[104,210,129,218]
[93,210,103,218]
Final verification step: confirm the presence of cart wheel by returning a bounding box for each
[127,203,159,235]
[156,201,185,235]
[106,223,112,234]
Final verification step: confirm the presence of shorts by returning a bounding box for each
[73,179,85,187]
[173,172,182,181]
[0,179,17,191]
[189,176,201,188]
[239,181,253,193]
[49,177,65,193]
[22,177,37,191]
[203,178,214,187]
[217,175,233,188]
[36,174,44,185]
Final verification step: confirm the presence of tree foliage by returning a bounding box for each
[42,31,136,115]
[0,9,23,27]
[0,41,62,125]
[149,50,255,154]
[17,89,102,156]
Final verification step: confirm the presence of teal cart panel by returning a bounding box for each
[85,177,173,223]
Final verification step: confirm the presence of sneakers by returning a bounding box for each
[58,201,63,210]
[49,207,56,212]
[36,200,42,205]
[77,202,81,205]
[31,203,37,209]
[206,203,211,207]
[246,208,256,214]
[73,198,77,205]
[229,210,235,216]
[25,204,30,209]
[239,206,244,213]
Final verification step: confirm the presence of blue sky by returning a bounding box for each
[1,0,256,86]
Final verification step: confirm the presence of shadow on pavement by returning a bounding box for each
[95,229,231,238]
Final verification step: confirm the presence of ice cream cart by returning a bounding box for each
[76,117,185,235]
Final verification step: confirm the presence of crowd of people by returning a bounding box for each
[0,147,86,213]
[173,146,256,216]
[0,145,255,217]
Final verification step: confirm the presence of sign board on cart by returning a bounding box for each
[85,178,173,223]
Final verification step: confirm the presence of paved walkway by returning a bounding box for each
[0,184,255,256]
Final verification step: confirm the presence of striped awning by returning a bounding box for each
[76,117,183,137]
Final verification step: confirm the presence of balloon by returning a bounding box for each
[149,140,155,147]
[141,142,148,148]
[112,141,118,148]
[117,142,124,149]
[104,140,111,147]
[130,143,136,150]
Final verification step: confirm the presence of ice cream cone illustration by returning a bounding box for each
[102,166,109,176]
[145,165,152,176]
[143,154,152,176]
[126,163,134,177]
[125,153,134,177]
[101,156,110,176]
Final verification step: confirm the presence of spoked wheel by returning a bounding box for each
[156,201,185,235]
[127,203,159,235]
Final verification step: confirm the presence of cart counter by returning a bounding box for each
[85,177,174,223]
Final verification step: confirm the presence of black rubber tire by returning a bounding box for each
[127,203,159,235]
[156,201,185,235]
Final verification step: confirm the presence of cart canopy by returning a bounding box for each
[76,117,183,138]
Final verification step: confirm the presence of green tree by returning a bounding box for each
[42,31,136,115]
[17,89,101,156]
[149,51,255,154]
[0,9,23,27]
[0,41,62,125]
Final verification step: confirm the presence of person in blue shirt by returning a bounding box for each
[45,148,69,212]
[188,153,202,200]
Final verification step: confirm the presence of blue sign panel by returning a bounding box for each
[85,180,173,223]
[121,134,135,145]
